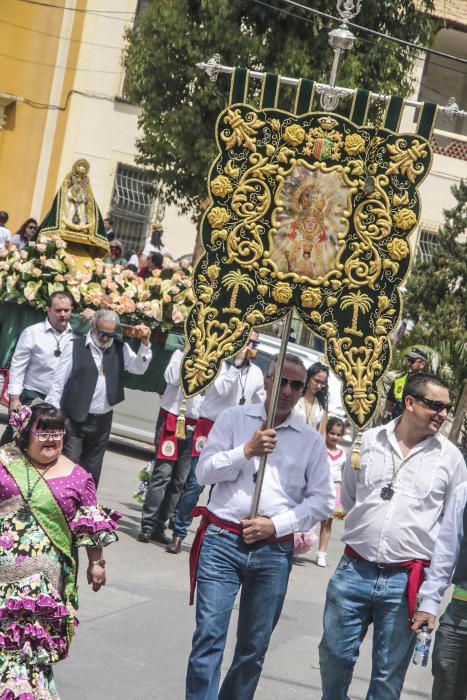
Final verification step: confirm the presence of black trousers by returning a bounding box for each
[432,599,467,700]
[63,411,113,487]
[140,415,194,535]
[0,388,46,446]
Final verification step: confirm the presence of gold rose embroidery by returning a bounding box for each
[207,207,230,229]
[284,125,306,146]
[264,303,277,315]
[301,288,322,309]
[344,133,365,156]
[210,175,233,198]
[272,282,293,304]
[387,238,410,261]
[393,208,417,231]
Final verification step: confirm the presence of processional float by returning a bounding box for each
[180,0,465,515]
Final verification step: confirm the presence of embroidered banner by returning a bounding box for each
[181,69,437,427]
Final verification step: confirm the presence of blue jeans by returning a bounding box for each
[186,524,294,700]
[171,457,204,540]
[319,555,417,700]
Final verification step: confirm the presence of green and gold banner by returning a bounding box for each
[181,69,437,427]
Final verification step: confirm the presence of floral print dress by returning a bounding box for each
[0,463,120,700]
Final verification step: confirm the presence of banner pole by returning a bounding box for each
[250,310,293,518]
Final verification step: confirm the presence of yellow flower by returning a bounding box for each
[387,237,410,261]
[270,119,281,131]
[301,287,322,309]
[257,284,268,296]
[284,125,306,146]
[272,282,293,304]
[310,311,321,323]
[344,133,365,155]
[264,303,278,315]
[207,264,220,281]
[377,294,390,311]
[207,207,231,229]
[210,175,233,198]
[393,208,417,231]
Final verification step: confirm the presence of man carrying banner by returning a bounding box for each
[186,352,334,700]
[319,372,466,700]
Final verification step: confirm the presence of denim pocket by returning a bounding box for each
[205,524,224,536]
[276,540,294,553]
[335,555,353,571]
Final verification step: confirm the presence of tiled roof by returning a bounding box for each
[431,0,467,27]
[432,135,467,160]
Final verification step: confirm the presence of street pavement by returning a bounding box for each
[55,438,436,700]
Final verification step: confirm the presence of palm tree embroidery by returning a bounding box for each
[222,270,255,313]
[341,291,372,337]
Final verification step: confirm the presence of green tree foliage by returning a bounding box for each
[124,0,434,217]
[403,180,467,420]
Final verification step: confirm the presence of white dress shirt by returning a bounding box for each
[8,319,74,396]
[200,362,265,421]
[341,420,467,563]
[0,226,10,251]
[46,332,152,414]
[196,403,335,537]
[418,481,467,616]
[160,349,203,420]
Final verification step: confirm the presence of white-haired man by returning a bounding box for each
[46,310,151,485]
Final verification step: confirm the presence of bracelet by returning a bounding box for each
[89,559,106,568]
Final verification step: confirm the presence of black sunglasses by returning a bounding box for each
[267,376,305,392]
[96,330,116,338]
[412,395,452,414]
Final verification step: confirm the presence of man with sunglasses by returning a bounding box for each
[319,372,466,700]
[384,347,428,421]
[46,309,151,486]
[166,331,265,554]
[186,353,334,700]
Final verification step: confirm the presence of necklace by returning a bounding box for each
[304,397,315,425]
[380,449,405,501]
[17,457,57,521]
[51,330,67,358]
[238,366,250,405]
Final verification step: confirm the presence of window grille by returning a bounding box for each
[417,229,439,262]
[110,163,155,254]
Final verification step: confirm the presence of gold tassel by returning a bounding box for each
[350,431,363,470]
[175,398,187,439]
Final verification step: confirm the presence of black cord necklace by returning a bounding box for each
[238,366,250,405]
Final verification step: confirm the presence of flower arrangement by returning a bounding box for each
[0,234,195,331]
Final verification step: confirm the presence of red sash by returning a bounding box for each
[344,545,430,624]
[191,418,215,457]
[156,409,197,462]
[189,506,294,605]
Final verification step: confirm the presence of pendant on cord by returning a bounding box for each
[54,349,61,357]
[239,396,246,405]
[380,484,394,501]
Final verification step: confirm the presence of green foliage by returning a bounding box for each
[123,0,434,218]
[403,180,467,394]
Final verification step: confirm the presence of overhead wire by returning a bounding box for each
[18,0,135,20]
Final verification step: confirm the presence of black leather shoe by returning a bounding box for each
[151,530,170,545]
[136,531,150,543]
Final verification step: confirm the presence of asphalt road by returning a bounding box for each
[55,439,436,700]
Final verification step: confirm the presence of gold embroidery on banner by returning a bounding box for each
[184,103,432,427]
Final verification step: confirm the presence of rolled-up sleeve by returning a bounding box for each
[8,328,33,396]
[271,438,335,537]
[123,341,152,375]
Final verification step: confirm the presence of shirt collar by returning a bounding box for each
[44,318,72,334]
[380,416,443,454]
[245,402,304,432]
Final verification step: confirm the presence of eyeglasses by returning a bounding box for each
[30,430,65,442]
[96,330,116,338]
[267,376,305,392]
[27,225,37,230]
[248,340,260,348]
[412,396,452,414]
[310,377,327,387]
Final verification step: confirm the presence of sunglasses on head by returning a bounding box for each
[412,395,452,413]
[268,376,305,392]
[96,330,116,338]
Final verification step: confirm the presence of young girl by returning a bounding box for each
[316,417,346,567]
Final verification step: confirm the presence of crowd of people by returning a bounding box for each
[0,281,466,700]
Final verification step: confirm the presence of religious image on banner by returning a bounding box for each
[271,166,347,279]
[180,71,437,428]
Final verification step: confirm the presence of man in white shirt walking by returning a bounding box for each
[1,291,74,445]
[166,331,265,554]
[413,480,467,700]
[186,352,334,700]
[137,348,203,544]
[0,210,11,252]
[319,373,466,700]
[46,309,151,486]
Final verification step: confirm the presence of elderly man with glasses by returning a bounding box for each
[185,352,334,700]
[319,372,466,700]
[46,309,151,486]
